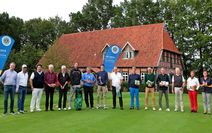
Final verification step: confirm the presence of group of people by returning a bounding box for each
[0,62,212,115]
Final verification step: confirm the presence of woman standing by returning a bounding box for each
[200,70,212,114]
[187,71,200,113]
[57,65,70,111]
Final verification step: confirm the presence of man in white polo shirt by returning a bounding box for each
[16,64,28,114]
[110,66,123,110]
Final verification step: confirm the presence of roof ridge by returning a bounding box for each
[63,23,164,36]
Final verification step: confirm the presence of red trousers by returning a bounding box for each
[188,90,198,112]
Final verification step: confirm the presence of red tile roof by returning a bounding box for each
[40,23,180,68]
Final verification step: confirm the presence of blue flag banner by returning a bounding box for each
[0,35,15,75]
[103,45,122,72]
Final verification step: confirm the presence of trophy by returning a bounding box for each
[135,80,140,86]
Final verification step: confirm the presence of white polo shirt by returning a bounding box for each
[110,72,123,87]
[187,77,200,91]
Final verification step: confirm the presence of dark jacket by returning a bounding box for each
[128,73,141,88]
[97,71,108,86]
[58,72,70,89]
[156,74,170,90]
[70,68,82,85]
[200,77,212,93]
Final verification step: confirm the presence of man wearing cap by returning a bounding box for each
[0,62,17,115]
[16,64,29,114]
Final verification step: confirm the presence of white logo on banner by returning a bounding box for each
[111,46,119,54]
[2,36,11,47]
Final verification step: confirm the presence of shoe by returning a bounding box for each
[10,111,16,115]
[144,107,148,110]
[30,110,34,113]
[152,107,156,111]
[68,107,72,110]
[50,109,54,111]
[63,108,67,111]
[208,112,211,115]
[120,107,124,110]
[103,106,108,110]
[159,108,162,111]
[130,107,134,110]
[36,109,42,112]
[58,108,61,111]
[96,106,100,109]
[136,107,140,110]
[112,107,116,109]
[181,110,184,112]
[174,109,178,112]
[45,109,48,112]
[166,108,170,112]
[20,110,24,114]
[91,107,95,110]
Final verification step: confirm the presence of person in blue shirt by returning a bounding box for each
[82,67,96,109]
[128,67,141,110]
[96,64,108,109]
[0,62,17,115]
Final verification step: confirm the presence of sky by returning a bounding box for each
[0,0,124,21]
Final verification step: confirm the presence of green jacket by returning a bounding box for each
[144,73,155,87]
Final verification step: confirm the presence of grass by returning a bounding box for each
[0,91,212,133]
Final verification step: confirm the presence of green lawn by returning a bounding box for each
[0,92,211,133]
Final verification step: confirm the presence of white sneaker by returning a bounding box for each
[63,108,67,111]
[166,108,170,112]
[30,110,34,113]
[36,109,41,112]
[181,110,184,112]
[58,108,61,111]
[174,109,178,112]
[152,107,156,111]
[159,108,162,111]
[145,107,148,110]
[68,107,72,110]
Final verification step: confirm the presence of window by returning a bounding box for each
[102,47,109,60]
[122,72,129,81]
[123,51,134,59]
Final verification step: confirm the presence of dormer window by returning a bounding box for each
[122,42,137,59]
[101,44,110,60]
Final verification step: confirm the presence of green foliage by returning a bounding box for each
[0,0,211,78]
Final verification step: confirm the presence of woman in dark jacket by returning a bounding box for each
[57,65,70,111]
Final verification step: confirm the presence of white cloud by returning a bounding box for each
[0,0,124,21]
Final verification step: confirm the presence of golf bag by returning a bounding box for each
[74,87,83,110]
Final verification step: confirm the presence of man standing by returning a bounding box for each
[16,64,28,114]
[200,70,212,114]
[144,67,156,111]
[172,67,185,112]
[81,67,96,109]
[187,70,200,113]
[156,67,170,111]
[44,64,57,111]
[96,64,108,109]
[57,65,70,111]
[30,64,44,112]
[0,62,17,115]
[128,67,141,110]
[110,66,124,110]
[69,62,82,110]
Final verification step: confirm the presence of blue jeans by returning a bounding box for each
[130,87,140,108]
[18,86,27,111]
[4,85,15,113]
